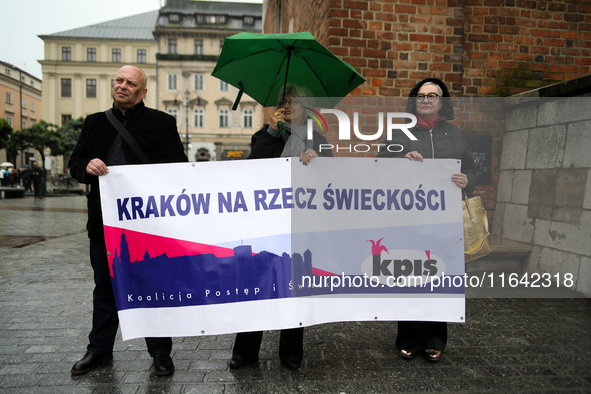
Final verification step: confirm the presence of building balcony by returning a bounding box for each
[156,53,220,62]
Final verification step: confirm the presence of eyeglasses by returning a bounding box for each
[415,93,440,103]
[278,98,299,107]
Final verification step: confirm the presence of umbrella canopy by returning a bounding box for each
[212,32,365,109]
[0,162,14,168]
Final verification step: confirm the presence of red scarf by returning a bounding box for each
[417,114,441,130]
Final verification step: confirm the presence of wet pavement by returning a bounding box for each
[0,195,590,393]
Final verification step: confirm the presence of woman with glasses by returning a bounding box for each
[229,84,332,371]
[377,78,476,363]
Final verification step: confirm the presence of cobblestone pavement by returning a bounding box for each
[1,196,590,393]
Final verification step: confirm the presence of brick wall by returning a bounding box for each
[261,0,590,226]
[464,0,591,96]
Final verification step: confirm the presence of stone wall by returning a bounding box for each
[493,91,591,296]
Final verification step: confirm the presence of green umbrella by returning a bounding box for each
[212,32,365,110]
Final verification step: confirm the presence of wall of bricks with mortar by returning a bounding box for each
[263,0,590,224]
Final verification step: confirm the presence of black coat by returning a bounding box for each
[248,125,333,159]
[69,102,188,238]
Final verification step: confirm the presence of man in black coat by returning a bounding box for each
[68,65,188,375]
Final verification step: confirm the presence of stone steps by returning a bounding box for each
[466,235,531,273]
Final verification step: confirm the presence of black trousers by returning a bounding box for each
[395,321,447,353]
[87,238,172,357]
[32,178,42,197]
[232,328,304,361]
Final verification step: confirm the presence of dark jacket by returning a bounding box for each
[248,125,333,159]
[377,78,476,195]
[69,102,188,238]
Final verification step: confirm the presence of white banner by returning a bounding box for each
[99,157,465,340]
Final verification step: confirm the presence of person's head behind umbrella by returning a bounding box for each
[276,84,315,127]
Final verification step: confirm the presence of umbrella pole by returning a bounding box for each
[281,46,293,104]
[277,46,293,137]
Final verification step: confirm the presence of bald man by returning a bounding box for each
[69,66,188,375]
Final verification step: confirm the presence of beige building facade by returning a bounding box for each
[38,1,264,163]
[0,60,42,167]
[154,0,263,161]
[38,11,160,128]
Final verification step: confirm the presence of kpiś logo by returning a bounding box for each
[360,238,446,286]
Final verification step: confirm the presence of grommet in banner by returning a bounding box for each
[299,322,302,326]
[286,158,289,161]
[375,316,378,320]
[460,238,463,241]
[460,316,464,321]
[107,252,111,255]
[201,330,205,334]
[375,159,378,162]
[192,163,195,167]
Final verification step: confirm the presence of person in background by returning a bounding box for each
[30,162,44,198]
[9,168,17,187]
[19,167,31,192]
[377,77,476,363]
[230,85,332,371]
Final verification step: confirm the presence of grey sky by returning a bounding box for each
[1,0,261,80]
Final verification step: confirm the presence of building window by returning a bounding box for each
[30,81,34,88]
[112,48,121,63]
[137,49,146,63]
[244,16,254,25]
[206,15,216,24]
[243,109,253,128]
[196,15,204,23]
[21,98,27,109]
[86,79,97,98]
[167,108,178,124]
[194,40,203,55]
[6,116,12,126]
[21,76,25,82]
[194,74,204,91]
[61,78,72,97]
[219,80,229,92]
[31,102,35,112]
[216,15,226,23]
[167,74,178,91]
[62,47,71,61]
[5,68,10,76]
[61,114,72,125]
[219,108,229,128]
[6,92,12,104]
[22,119,27,129]
[168,39,177,54]
[168,13,180,22]
[87,48,96,62]
[194,108,204,128]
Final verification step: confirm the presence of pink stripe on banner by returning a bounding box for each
[103,226,243,278]
[312,267,338,276]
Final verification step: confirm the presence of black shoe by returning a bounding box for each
[71,352,113,375]
[229,354,257,369]
[153,354,174,376]
[399,349,416,360]
[280,355,302,371]
[425,349,442,363]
